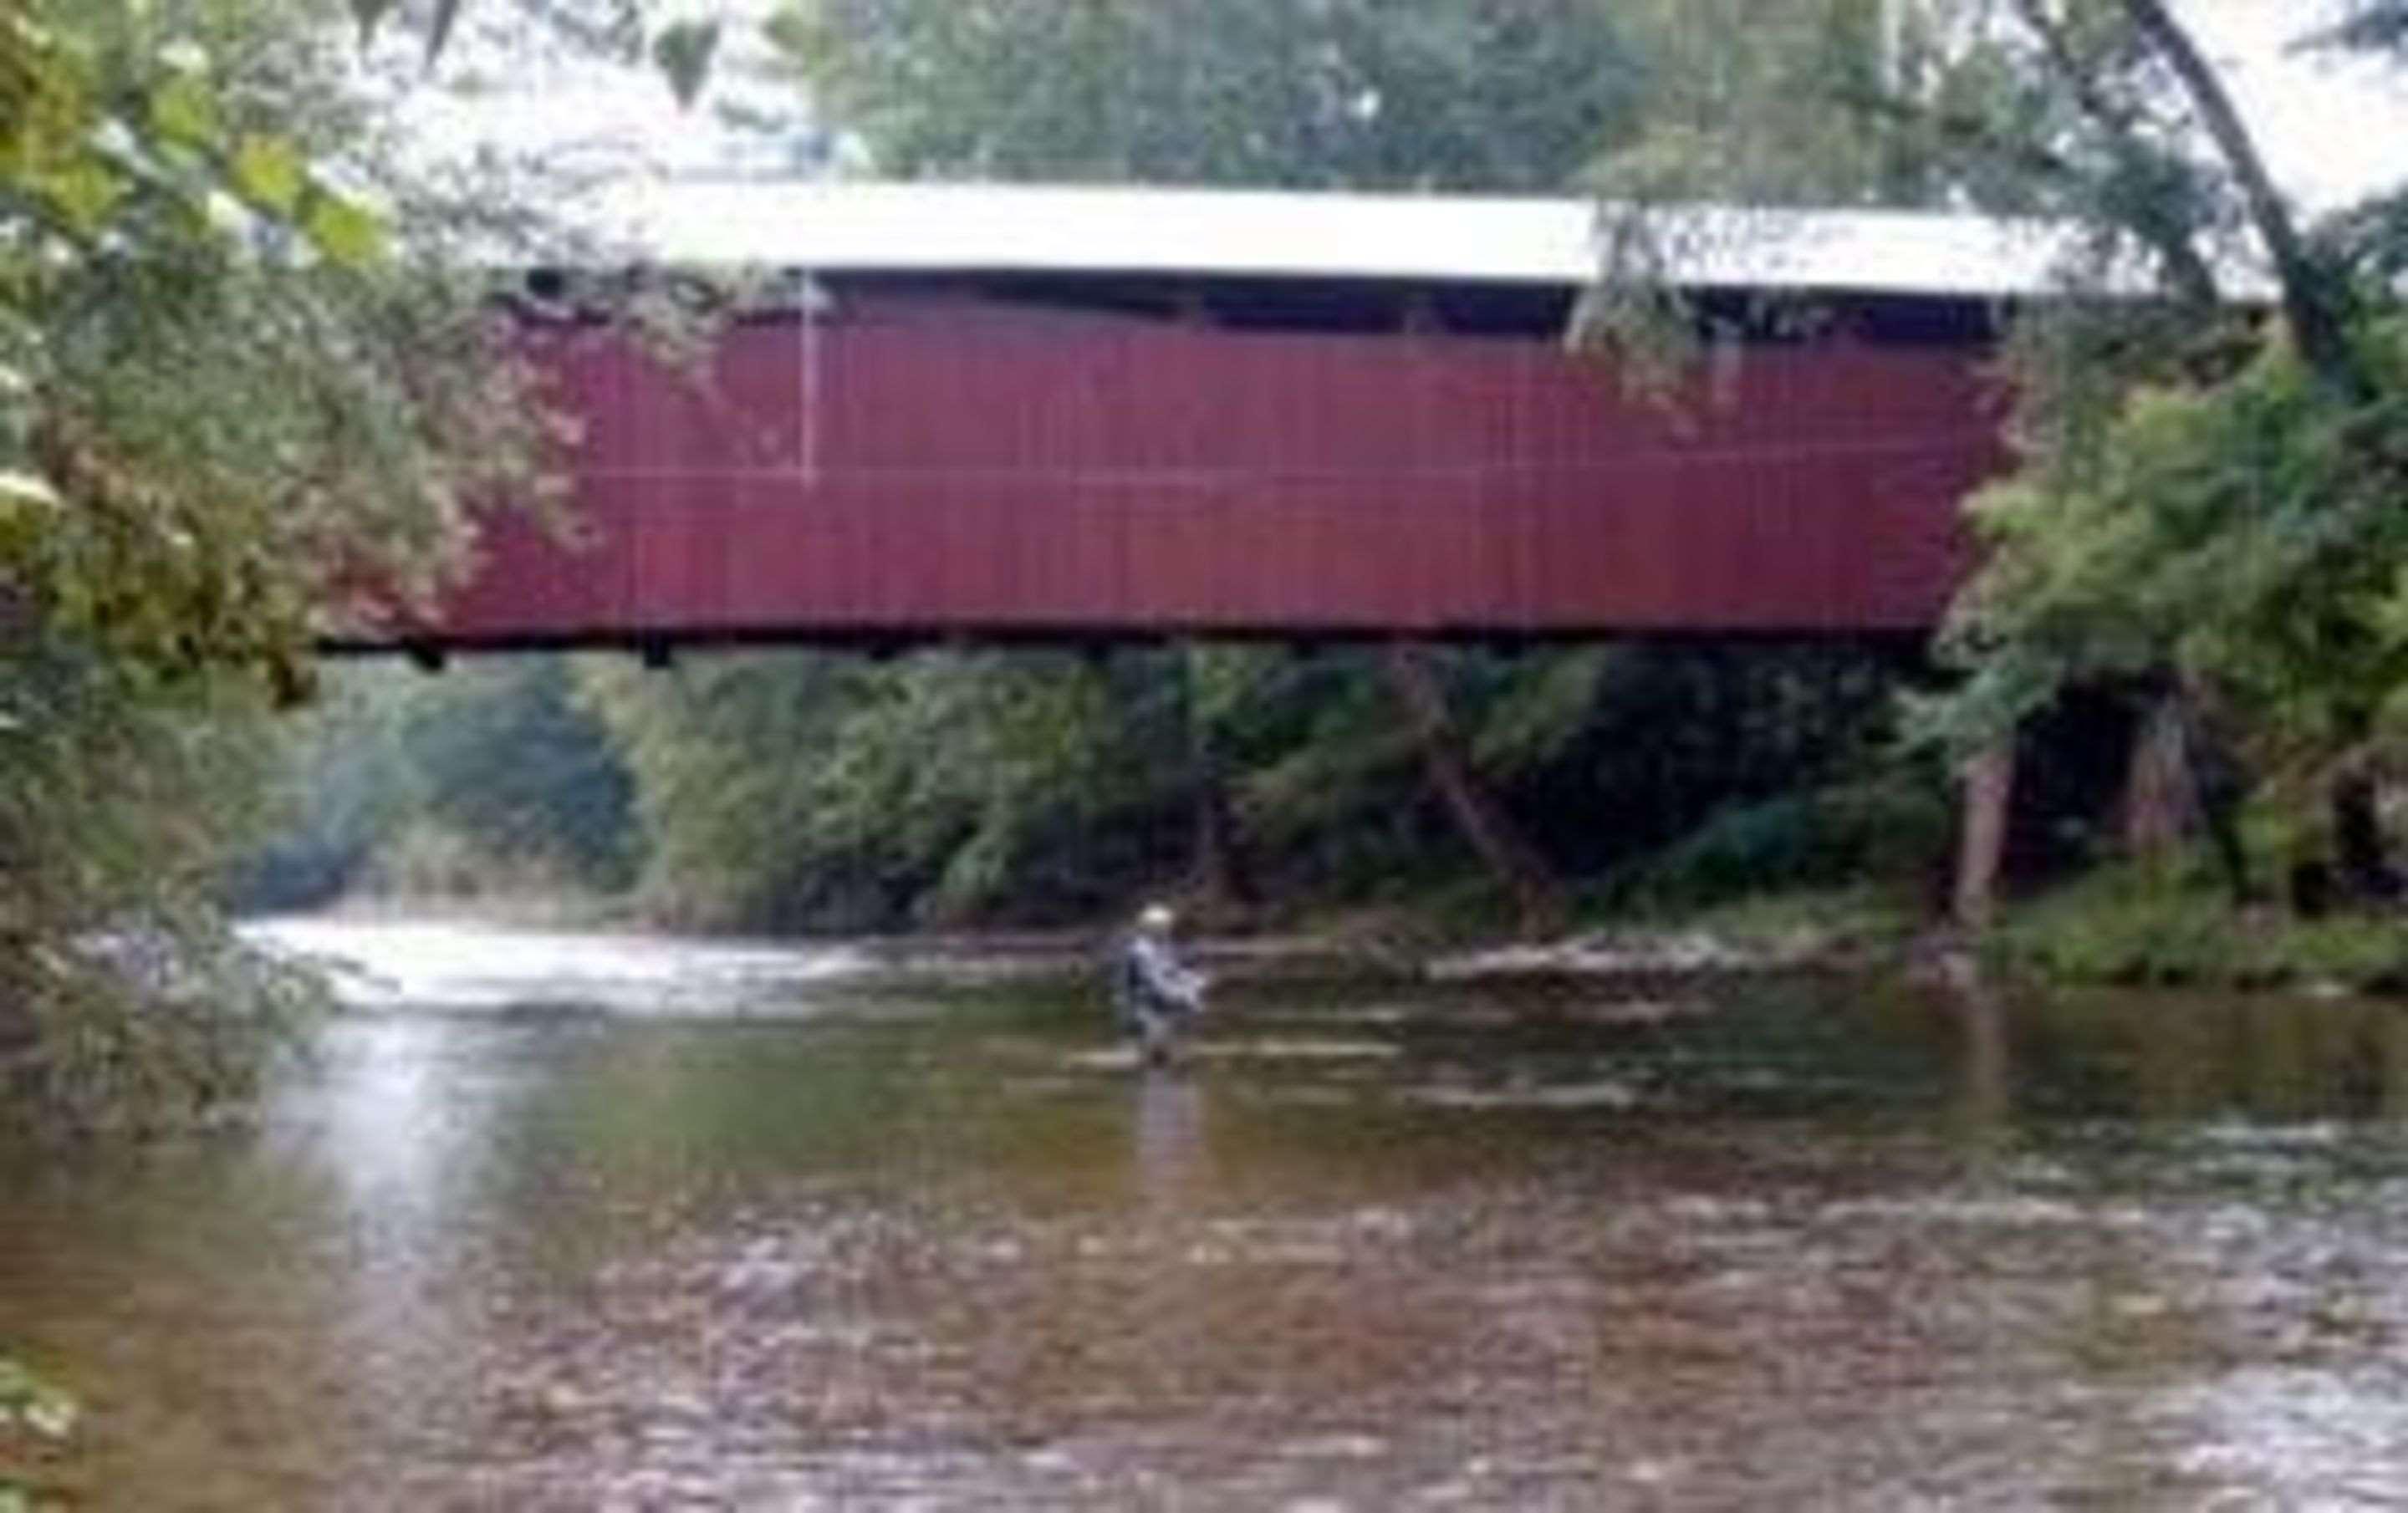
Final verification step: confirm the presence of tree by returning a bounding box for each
[579,648,1195,930]
[1600,0,2408,910]
[0,0,605,1128]
[232,657,640,911]
[773,0,1641,191]
[1931,1,2408,901]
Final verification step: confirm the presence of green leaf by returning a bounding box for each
[36,160,123,231]
[148,69,218,149]
[303,194,385,267]
[652,20,721,110]
[232,135,304,214]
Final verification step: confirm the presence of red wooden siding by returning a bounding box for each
[426,296,2000,645]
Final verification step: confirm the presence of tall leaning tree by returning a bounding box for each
[1599,0,2408,916]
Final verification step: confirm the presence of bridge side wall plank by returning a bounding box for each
[431,298,1998,644]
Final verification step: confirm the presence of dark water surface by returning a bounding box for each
[11,921,2408,1510]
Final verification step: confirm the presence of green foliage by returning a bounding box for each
[1618,776,1953,909]
[582,648,1191,930]
[1999,863,2408,991]
[1607,0,1988,210]
[0,0,587,1129]
[1639,882,1921,946]
[1217,651,1429,887]
[1150,643,1906,912]
[227,664,423,909]
[232,657,639,910]
[1936,320,2408,764]
[0,637,324,1133]
[1,0,566,700]
[1586,0,2268,370]
[1600,0,2290,259]
[772,0,1643,191]
[384,657,638,888]
[0,0,386,271]
[1472,643,1908,878]
[557,636,1914,934]
[651,18,722,108]
[1596,0,2408,899]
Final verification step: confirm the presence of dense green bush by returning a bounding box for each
[0,639,326,1132]
[1614,775,1953,909]
[1998,864,2408,991]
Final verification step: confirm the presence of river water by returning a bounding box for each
[10,920,2408,1510]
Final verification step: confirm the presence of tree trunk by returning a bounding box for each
[1379,640,1568,940]
[2331,768,2400,903]
[2008,0,2223,309]
[2324,698,2400,904]
[1953,741,2017,932]
[1186,772,1243,904]
[1177,644,1250,915]
[2120,690,2196,863]
[2176,674,2257,904]
[2120,684,2256,901]
[2121,2,2385,909]
[2120,0,2367,401]
[1184,731,1250,915]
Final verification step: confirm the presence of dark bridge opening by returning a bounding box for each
[509,262,2010,345]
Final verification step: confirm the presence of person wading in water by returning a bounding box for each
[1110,903,1208,1065]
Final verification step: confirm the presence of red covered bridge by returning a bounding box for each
[361,185,2047,651]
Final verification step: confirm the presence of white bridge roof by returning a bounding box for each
[604,180,2110,300]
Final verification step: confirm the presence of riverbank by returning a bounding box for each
[1306,873,2408,1001]
[1411,885,1921,982]
[1231,879,2408,1003]
[1991,870,2408,996]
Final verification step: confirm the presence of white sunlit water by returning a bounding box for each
[241,915,880,1017]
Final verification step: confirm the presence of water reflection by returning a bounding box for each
[1941,959,2013,1159]
[1130,1066,1212,1207]
[306,1019,492,1463]
[2011,986,2408,1125]
[9,925,2408,1506]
